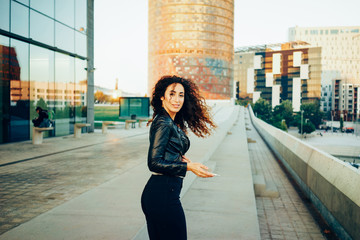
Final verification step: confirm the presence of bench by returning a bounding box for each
[101,121,122,134]
[74,123,91,138]
[138,118,149,128]
[125,120,136,130]
[32,127,54,145]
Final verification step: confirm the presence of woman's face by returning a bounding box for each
[161,83,185,119]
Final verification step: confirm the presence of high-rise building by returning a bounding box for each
[332,79,359,121]
[254,46,321,111]
[148,0,234,99]
[320,84,332,112]
[234,43,322,112]
[356,86,360,121]
[234,51,254,100]
[0,0,94,143]
[289,26,360,112]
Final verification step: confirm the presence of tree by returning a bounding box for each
[280,120,288,131]
[279,100,293,126]
[297,118,316,134]
[271,100,294,128]
[94,90,106,103]
[31,98,48,120]
[235,99,253,107]
[300,121,316,134]
[253,98,272,122]
[36,98,48,110]
[300,101,323,128]
[272,119,288,131]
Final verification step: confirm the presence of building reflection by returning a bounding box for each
[0,0,92,144]
[29,80,87,108]
[1,44,29,142]
[2,45,87,108]
[7,46,25,102]
[1,44,87,143]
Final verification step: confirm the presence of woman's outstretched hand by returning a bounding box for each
[186,162,214,178]
[182,155,192,163]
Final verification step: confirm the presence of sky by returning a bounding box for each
[94,0,360,95]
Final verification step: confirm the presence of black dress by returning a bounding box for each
[141,109,190,240]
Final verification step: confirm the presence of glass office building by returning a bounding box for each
[0,0,94,143]
[148,0,234,99]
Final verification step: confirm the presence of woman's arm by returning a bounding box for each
[183,155,214,178]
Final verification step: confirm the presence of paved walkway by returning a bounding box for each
[0,127,149,235]
[0,105,329,239]
[182,107,260,239]
[134,106,261,240]
[245,109,326,240]
[0,124,148,166]
[1,106,259,239]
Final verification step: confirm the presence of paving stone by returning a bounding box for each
[0,128,149,235]
[245,109,326,240]
[10,219,23,224]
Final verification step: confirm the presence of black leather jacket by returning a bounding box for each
[147,109,190,177]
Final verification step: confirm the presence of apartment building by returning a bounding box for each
[234,42,321,111]
[289,26,360,112]
[332,79,360,121]
[234,51,254,100]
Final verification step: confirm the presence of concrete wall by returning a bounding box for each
[248,106,360,240]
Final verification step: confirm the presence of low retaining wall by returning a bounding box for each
[248,106,360,240]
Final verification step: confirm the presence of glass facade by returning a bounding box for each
[148,0,234,99]
[0,0,89,144]
[119,97,150,118]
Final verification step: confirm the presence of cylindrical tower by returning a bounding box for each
[148,0,234,99]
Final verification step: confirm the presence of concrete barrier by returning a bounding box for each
[248,106,360,240]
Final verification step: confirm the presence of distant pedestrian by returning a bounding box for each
[141,75,216,240]
[32,107,51,128]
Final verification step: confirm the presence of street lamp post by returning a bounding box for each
[301,110,304,138]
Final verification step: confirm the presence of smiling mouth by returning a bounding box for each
[172,104,180,108]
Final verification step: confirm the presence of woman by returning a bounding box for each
[141,75,216,240]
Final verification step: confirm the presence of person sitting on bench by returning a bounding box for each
[130,114,136,128]
[32,107,52,128]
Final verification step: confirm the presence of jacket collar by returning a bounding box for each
[160,107,172,119]
[159,108,181,128]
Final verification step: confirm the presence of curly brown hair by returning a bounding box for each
[150,75,216,138]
